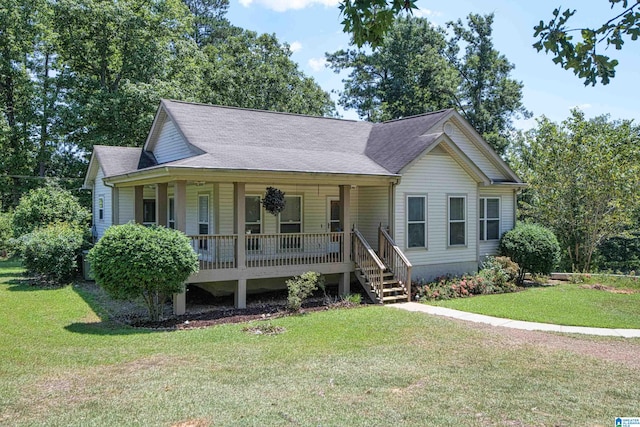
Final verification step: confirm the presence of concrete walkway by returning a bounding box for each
[390,302,640,338]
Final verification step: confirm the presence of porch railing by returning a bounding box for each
[352,229,385,300]
[245,232,343,268]
[378,226,413,295]
[190,235,237,270]
[189,232,344,270]
[378,226,412,299]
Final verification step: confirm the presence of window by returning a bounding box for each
[328,198,341,232]
[279,195,302,249]
[407,196,426,248]
[168,197,175,229]
[98,196,104,221]
[448,196,466,246]
[143,199,156,226]
[198,195,209,235]
[479,197,500,241]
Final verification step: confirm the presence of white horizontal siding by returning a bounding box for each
[395,150,478,268]
[446,122,507,181]
[118,188,134,224]
[357,187,388,248]
[93,168,112,239]
[153,119,194,164]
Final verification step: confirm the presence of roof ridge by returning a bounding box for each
[378,109,453,124]
[161,99,366,124]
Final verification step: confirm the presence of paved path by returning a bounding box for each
[390,302,640,338]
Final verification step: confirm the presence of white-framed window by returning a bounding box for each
[245,195,262,234]
[406,195,427,248]
[479,197,500,241]
[198,194,210,235]
[143,199,156,226]
[279,195,302,249]
[168,197,175,229]
[98,195,104,221]
[448,195,466,246]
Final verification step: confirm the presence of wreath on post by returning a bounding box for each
[262,186,286,216]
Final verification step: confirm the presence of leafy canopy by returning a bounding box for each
[533,0,640,86]
[510,110,640,272]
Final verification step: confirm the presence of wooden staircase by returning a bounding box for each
[352,227,412,304]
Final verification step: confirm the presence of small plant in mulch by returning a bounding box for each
[242,323,286,335]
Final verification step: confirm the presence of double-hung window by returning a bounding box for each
[245,195,262,251]
[98,196,104,221]
[479,197,500,241]
[407,196,426,248]
[279,195,302,249]
[448,195,466,246]
[168,197,175,229]
[198,194,210,249]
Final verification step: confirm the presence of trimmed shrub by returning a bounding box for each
[13,184,90,237]
[19,222,84,283]
[0,211,12,256]
[500,223,560,284]
[413,275,488,301]
[479,256,519,293]
[88,224,199,321]
[286,271,324,312]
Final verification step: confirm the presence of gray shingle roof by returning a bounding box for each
[366,110,452,173]
[93,146,148,177]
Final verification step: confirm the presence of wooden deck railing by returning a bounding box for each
[189,233,344,270]
[245,232,343,268]
[190,235,238,270]
[379,226,412,299]
[352,229,385,300]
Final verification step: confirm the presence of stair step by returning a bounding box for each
[382,294,409,302]
[383,279,399,286]
[383,287,406,293]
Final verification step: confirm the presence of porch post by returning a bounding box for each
[173,180,187,315]
[156,183,168,227]
[339,184,351,295]
[234,182,246,308]
[134,185,144,224]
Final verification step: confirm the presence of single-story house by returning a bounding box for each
[83,99,525,314]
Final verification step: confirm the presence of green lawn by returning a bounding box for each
[1,259,640,426]
[430,281,640,329]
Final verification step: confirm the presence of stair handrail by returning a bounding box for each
[379,226,412,300]
[352,229,385,301]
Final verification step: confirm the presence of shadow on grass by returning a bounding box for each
[67,281,175,336]
[5,279,68,291]
[64,321,159,336]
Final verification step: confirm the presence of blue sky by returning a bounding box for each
[226,0,640,129]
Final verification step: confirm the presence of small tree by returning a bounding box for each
[88,224,199,321]
[19,222,84,283]
[0,211,13,257]
[286,271,324,312]
[500,223,560,284]
[12,184,90,237]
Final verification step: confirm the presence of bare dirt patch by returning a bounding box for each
[579,283,637,294]
[462,320,640,369]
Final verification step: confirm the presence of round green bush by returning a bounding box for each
[499,223,560,283]
[13,184,90,237]
[88,224,199,321]
[19,222,84,283]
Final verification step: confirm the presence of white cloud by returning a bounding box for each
[412,8,440,18]
[238,0,340,12]
[289,41,302,53]
[308,57,327,72]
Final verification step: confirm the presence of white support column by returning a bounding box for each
[234,182,246,308]
[339,184,351,296]
[156,183,168,227]
[235,278,247,309]
[173,180,187,315]
[134,185,144,224]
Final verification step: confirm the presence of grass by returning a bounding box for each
[430,278,640,329]
[1,259,640,426]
